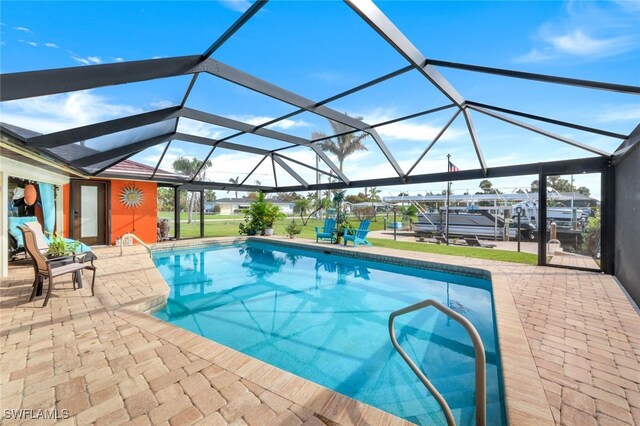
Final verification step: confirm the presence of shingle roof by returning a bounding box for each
[0,122,41,139]
[106,159,176,179]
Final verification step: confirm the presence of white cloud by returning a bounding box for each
[204,150,268,183]
[137,144,167,167]
[150,100,176,109]
[376,120,465,143]
[71,55,104,66]
[551,29,633,56]
[515,48,553,63]
[360,107,467,143]
[20,40,38,47]
[113,57,125,62]
[339,158,397,181]
[517,29,636,63]
[14,26,32,34]
[230,114,310,130]
[270,118,310,130]
[44,42,59,48]
[177,118,230,140]
[596,104,640,123]
[71,56,91,66]
[515,2,640,63]
[613,0,640,12]
[220,0,251,13]
[1,90,143,134]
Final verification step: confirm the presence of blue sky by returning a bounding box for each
[1,0,639,198]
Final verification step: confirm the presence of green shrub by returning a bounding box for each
[285,223,302,238]
[239,192,286,235]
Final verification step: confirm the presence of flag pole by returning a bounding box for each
[446,154,451,245]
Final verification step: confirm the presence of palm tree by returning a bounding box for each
[227,176,240,199]
[173,157,212,224]
[369,186,382,201]
[173,156,212,181]
[312,115,369,173]
[479,179,494,194]
[294,198,312,224]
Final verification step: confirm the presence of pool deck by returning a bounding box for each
[1,237,639,425]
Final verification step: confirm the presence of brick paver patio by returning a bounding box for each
[1,237,639,425]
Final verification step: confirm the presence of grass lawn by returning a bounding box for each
[177,218,385,239]
[158,211,244,220]
[367,238,538,265]
[173,217,535,264]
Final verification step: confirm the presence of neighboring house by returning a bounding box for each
[204,201,216,213]
[553,192,599,208]
[351,202,391,212]
[1,123,178,277]
[213,198,295,215]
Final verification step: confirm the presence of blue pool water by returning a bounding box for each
[153,241,506,425]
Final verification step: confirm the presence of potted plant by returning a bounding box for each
[263,202,286,236]
[335,219,351,245]
[285,223,301,239]
[332,190,350,244]
[47,233,79,258]
[238,192,285,236]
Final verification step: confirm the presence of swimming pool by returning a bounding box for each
[153,241,506,425]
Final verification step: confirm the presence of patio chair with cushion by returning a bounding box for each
[315,218,337,243]
[343,220,372,247]
[23,221,93,254]
[19,225,97,307]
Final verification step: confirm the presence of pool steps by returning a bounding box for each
[390,298,487,426]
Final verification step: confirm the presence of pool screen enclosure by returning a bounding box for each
[1,0,639,276]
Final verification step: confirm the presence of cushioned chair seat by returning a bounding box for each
[8,216,38,248]
[23,221,92,254]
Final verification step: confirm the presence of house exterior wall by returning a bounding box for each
[615,144,640,307]
[63,179,158,245]
[219,204,235,215]
[110,180,158,245]
[279,204,294,214]
[216,201,294,215]
[62,184,70,238]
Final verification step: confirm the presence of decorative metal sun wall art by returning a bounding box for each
[119,185,144,208]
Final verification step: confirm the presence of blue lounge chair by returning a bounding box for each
[8,216,37,259]
[315,218,336,243]
[343,220,372,247]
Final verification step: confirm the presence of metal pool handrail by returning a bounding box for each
[389,299,486,426]
[119,232,151,257]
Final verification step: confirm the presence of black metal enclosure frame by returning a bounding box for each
[1,0,639,273]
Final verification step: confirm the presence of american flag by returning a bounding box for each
[448,160,460,172]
